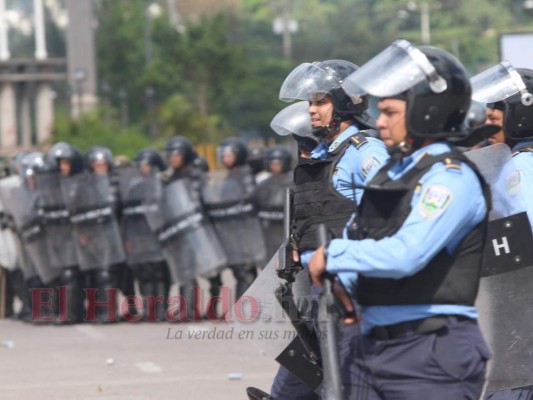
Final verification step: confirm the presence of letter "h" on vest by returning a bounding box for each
[492,237,510,256]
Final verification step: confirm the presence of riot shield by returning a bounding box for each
[60,173,125,271]
[202,168,267,266]
[0,176,36,280]
[465,143,526,219]
[0,188,19,271]
[228,250,322,392]
[254,173,293,264]
[145,179,227,283]
[115,166,165,265]
[0,180,58,284]
[465,144,533,391]
[34,171,78,270]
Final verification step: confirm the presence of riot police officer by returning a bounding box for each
[120,148,170,321]
[501,69,533,229]
[87,146,140,320]
[471,64,533,400]
[265,60,390,399]
[247,146,270,184]
[160,136,203,320]
[83,146,129,322]
[192,153,210,173]
[309,41,491,399]
[253,146,293,265]
[202,137,266,308]
[3,152,59,323]
[45,142,87,323]
[0,159,26,321]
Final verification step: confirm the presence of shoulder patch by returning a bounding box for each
[361,155,382,178]
[418,184,453,220]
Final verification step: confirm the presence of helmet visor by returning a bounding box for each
[471,61,533,107]
[270,101,313,138]
[342,39,447,99]
[279,62,346,102]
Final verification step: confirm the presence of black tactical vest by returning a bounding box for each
[356,150,491,307]
[291,133,368,252]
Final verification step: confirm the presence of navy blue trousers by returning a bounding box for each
[341,317,490,400]
[270,366,319,400]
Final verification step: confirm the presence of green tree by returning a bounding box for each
[51,108,151,159]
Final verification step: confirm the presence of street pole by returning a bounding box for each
[0,0,10,61]
[119,88,129,129]
[144,5,153,66]
[143,3,161,138]
[281,0,292,59]
[420,1,431,45]
[33,0,48,60]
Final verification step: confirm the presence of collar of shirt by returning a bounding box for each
[512,140,533,152]
[310,125,360,160]
[388,142,453,179]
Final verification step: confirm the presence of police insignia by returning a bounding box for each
[361,156,381,177]
[418,184,452,219]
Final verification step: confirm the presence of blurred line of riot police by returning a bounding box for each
[0,136,294,324]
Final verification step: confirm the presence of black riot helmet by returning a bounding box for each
[20,152,48,182]
[86,146,113,171]
[46,142,85,175]
[11,150,31,175]
[471,62,533,141]
[191,153,209,172]
[292,134,318,156]
[165,136,195,165]
[405,46,471,138]
[264,146,291,173]
[134,147,167,172]
[503,68,533,140]
[343,40,472,147]
[464,101,488,129]
[279,59,375,138]
[217,137,248,168]
[247,147,266,175]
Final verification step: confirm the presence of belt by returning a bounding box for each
[368,315,472,340]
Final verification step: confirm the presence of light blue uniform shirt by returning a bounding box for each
[300,125,389,270]
[326,142,488,333]
[512,141,533,231]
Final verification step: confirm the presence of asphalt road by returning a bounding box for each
[0,317,279,400]
[0,268,280,400]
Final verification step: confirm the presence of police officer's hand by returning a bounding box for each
[309,245,327,287]
[332,280,359,326]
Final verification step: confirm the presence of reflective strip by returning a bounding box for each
[22,224,42,240]
[158,212,203,242]
[207,203,254,218]
[258,210,284,221]
[122,204,158,216]
[70,206,113,224]
[42,209,70,220]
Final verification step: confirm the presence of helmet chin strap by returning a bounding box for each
[388,133,424,158]
[312,113,343,141]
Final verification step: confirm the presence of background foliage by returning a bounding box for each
[15,0,533,149]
